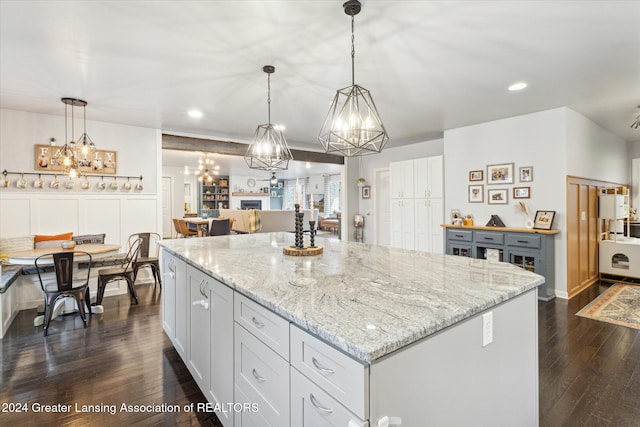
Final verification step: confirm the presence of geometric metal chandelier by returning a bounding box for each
[318,0,389,157]
[245,65,293,171]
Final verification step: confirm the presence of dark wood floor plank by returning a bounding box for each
[2,281,640,425]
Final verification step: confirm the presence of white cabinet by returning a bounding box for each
[161,251,188,361]
[390,199,415,250]
[208,277,234,427]
[390,160,414,198]
[290,368,368,427]
[188,265,211,391]
[414,155,443,199]
[234,323,290,427]
[415,198,444,253]
[390,156,443,253]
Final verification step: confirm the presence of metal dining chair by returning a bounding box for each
[208,218,231,236]
[34,250,92,336]
[95,238,142,305]
[128,232,162,288]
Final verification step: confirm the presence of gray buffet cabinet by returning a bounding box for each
[444,225,559,301]
[160,234,541,427]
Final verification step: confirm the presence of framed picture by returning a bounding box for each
[534,210,556,230]
[362,185,371,199]
[487,188,508,205]
[486,162,514,185]
[519,166,533,182]
[468,184,484,203]
[513,186,530,199]
[469,170,483,181]
[35,144,117,174]
[450,208,461,224]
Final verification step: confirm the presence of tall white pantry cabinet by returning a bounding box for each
[390,156,444,253]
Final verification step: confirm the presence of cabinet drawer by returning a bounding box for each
[476,231,504,245]
[235,323,289,427]
[290,325,369,419]
[507,234,541,249]
[447,229,473,242]
[291,368,367,427]
[235,293,290,360]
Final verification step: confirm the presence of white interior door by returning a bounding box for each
[162,176,173,238]
[376,169,391,246]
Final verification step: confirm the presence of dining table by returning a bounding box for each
[183,217,211,237]
[6,243,121,326]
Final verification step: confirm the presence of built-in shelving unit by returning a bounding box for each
[200,176,229,215]
[270,179,285,210]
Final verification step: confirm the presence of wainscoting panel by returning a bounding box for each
[82,198,122,245]
[36,198,80,235]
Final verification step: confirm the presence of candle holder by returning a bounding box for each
[283,205,323,256]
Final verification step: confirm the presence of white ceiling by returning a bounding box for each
[1,1,639,174]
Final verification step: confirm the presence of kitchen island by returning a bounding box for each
[160,233,542,427]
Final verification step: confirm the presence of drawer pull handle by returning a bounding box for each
[485,237,494,240]
[517,240,529,244]
[455,234,464,238]
[192,300,209,310]
[311,357,335,374]
[309,393,333,413]
[252,369,266,383]
[251,317,265,328]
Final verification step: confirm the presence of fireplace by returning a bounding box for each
[241,200,262,210]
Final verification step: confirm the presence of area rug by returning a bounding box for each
[576,284,640,329]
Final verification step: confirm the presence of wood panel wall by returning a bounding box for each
[566,176,624,298]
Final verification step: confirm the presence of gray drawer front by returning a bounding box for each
[476,231,504,245]
[507,234,541,249]
[447,229,473,242]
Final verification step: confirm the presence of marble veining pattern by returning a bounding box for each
[160,233,543,362]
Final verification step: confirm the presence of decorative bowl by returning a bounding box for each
[61,241,76,250]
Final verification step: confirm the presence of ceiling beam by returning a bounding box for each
[162,134,344,165]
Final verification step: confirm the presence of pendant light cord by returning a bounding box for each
[351,14,356,86]
[267,72,271,125]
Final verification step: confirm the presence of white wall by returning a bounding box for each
[0,108,161,249]
[355,139,444,244]
[442,107,631,298]
[566,108,629,184]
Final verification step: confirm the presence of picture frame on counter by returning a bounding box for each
[469,170,484,181]
[468,184,484,203]
[488,188,508,205]
[487,162,514,185]
[519,166,533,182]
[362,185,371,199]
[513,186,530,199]
[534,210,556,230]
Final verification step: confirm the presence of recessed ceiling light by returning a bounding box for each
[188,110,203,118]
[508,82,528,91]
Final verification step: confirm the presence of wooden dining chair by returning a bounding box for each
[180,219,198,237]
[128,232,162,288]
[95,237,142,305]
[35,250,92,336]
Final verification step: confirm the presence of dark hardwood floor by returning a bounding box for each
[539,284,640,426]
[1,281,639,426]
[0,283,223,426]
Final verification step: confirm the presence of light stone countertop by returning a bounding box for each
[160,233,544,363]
